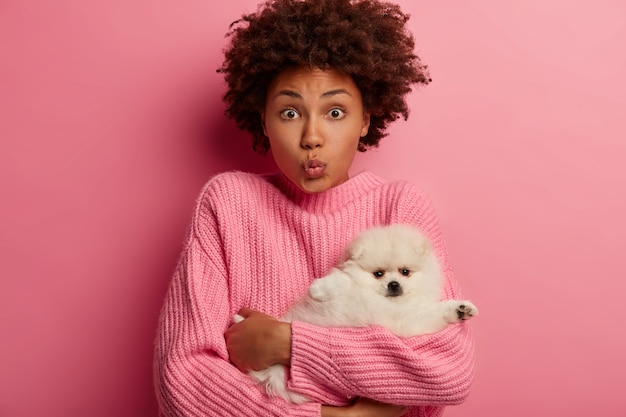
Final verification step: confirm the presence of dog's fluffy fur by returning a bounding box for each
[234,224,478,404]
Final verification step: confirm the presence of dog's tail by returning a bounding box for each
[249,366,309,404]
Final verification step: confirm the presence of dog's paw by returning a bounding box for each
[454,301,478,321]
[308,279,331,301]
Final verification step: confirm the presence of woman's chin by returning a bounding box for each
[298,175,348,194]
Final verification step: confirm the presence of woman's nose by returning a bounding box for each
[301,119,323,149]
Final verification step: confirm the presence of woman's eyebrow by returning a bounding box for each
[272,88,353,100]
[273,90,302,99]
[321,88,352,98]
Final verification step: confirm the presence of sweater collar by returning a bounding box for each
[269,170,384,214]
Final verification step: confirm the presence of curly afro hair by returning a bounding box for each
[218,0,431,153]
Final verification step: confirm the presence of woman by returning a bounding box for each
[154,1,475,416]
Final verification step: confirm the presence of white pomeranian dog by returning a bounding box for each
[234,224,478,404]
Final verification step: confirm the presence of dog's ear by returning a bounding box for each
[346,238,366,261]
[411,231,432,258]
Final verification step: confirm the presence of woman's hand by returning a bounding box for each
[322,398,408,417]
[224,307,292,372]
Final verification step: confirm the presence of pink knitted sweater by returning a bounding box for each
[154,170,475,417]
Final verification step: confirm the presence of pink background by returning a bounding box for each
[1,0,625,416]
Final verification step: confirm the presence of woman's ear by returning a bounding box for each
[261,112,268,137]
[360,112,371,138]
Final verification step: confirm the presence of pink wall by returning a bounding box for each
[1,1,625,416]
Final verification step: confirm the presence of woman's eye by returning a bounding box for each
[280,109,300,119]
[373,270,385,278]
[327,108,345,119]
[399,268,411,276]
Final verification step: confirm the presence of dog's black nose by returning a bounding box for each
[386,281,403,298]
[388,281,400,292]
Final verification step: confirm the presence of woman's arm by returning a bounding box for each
[289,320,474,406]
[322,398,408,417]
[225,308,293,372]
[153,203,321,417]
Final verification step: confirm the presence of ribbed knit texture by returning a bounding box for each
[154,171,475,417]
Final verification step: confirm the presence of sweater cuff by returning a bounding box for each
[288,321,351,406]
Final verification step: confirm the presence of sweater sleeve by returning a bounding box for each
[153,189,321,417]
[287,184,475,407]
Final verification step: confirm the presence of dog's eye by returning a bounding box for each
[399,268,411,276]
[373,270,385,278]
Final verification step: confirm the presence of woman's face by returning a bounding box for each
[262,66,370,194]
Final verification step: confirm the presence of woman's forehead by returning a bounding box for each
[267,66,362,100]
